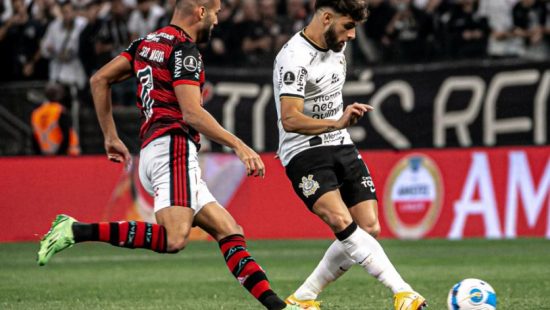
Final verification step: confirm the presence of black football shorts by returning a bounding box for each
[285,145,378,210]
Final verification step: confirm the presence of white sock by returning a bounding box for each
[294,240,354,300]
[338,224,412,294]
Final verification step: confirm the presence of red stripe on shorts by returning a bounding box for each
[170,135,190,207]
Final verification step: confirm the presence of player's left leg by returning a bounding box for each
[37,213,173,266]
[194,200,296,310]
[290,200,381,305]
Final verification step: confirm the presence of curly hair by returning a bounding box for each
[314,0,369,22]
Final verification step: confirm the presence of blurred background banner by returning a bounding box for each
[2,60,548,156]
[1,145,548,242]
[204,60,550,152]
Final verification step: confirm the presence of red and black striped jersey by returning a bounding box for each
[120,24,205,148]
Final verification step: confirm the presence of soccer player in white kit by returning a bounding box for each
[273,0,427,309]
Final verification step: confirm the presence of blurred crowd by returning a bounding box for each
[1,0,550,96]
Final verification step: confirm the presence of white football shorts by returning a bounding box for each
[138,134,217,214]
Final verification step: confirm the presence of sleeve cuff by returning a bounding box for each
[280,93,305,99]
[120,52,133,62]
[173,80,200,87]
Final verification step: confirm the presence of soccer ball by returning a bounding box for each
[447,278,497,310]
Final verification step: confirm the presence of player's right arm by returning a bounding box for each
[280,96,373,135]
[90,56,134,165]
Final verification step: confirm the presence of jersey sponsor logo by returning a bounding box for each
[146,32,174,42]
[321,130,344,144]
[296,67,307,92]
[299,174,320,198]
[383,154,443,239]
[315,76,324,83]
[139,46,150,58]
[148,49,165,62]
[174,50,183,78]
[312,102,342,119]
[283,71,296,85]
[184,56,198,72]
[312,91,341,103]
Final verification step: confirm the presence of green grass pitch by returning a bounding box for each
[1,239,549,309]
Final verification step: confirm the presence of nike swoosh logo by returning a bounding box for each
[315,76,324,83]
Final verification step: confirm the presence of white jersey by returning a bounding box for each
[273,30,353,166]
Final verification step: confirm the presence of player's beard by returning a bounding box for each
[196,15,214,44]
[324,24,345,52]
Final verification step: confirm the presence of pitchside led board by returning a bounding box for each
[1,146,549,242]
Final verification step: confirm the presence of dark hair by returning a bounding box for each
[314,0,369,21]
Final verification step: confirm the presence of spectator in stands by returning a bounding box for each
[0,0,47,80]
[413,0,442,14]
[201,0,239,65]
[127,0,164,40]
[259,0,288,55]
[359,0,396,63]
[385,0,435,62]
[512,0,549,60]
[478,0,524,58]
[79,0,104,78]
[280,0,308,36]
[155,0,176,28]
[96,0,134,105]
[31,82,81,156]
[234,0,272,65]
[447,0,489,58]
[39,0,88,90]
[29,0,59,25]
[96,0,130,61]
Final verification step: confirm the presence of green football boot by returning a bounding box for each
[37,214,76,266]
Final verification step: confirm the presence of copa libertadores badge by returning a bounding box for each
[299,175,320,197]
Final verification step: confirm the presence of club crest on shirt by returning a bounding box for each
[299,174,320,197]
[283,71,296,85]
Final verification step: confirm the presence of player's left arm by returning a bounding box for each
[90,56,133,165]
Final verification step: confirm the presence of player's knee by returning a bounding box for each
[325,214,353,232]
[166,236,188,253]
[363,223,381,238]
[213,223,243,241]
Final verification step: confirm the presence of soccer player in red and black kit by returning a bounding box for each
[37,0,299,309]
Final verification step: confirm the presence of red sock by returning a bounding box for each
[218,234,285,309]
[73,221,167,253]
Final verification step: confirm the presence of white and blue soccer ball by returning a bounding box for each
[447,278,497,310]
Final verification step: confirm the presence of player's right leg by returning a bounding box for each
[37,134,193,266]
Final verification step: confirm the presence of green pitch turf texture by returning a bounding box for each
[1,239,549,309]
